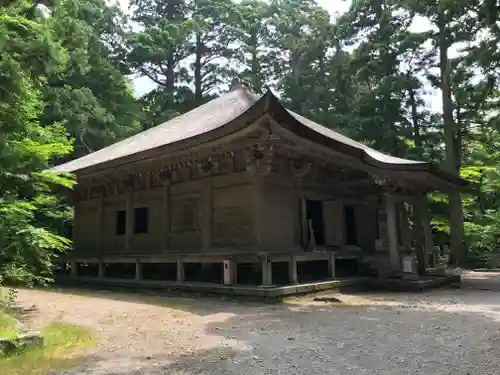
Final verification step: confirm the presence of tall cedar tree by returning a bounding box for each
[0,1,74,284]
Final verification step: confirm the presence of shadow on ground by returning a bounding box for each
[56,288,500,375]
[37,285,275,317]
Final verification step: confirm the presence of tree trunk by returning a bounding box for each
[438,9,467,267]
[250,31,261,93]
[194,33,203,103]
[166,47,175,93]
[408,84,423,158]
[317,50,329,120]
[291,51,302,112]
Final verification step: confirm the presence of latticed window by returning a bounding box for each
[134,207,149,234]
[116,210,126,235]
[377,210,388,246]
[180,200,197,231]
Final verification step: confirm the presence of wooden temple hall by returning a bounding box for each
[53,80,464,291]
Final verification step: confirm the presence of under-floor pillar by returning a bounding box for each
[261,257,272,286]
[328,253,336,279]
[223,260,237,285]
[177,258,185,282]
[233,262,238,284]
[98,261,105,279]
[71,260,77,277]
[288,256,298,284]
[135,258,142,280]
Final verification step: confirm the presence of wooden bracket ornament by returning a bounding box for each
[245,143,274,176]
[197,157,219,175]
[158,169,177,184]
[290,159,312,179]
[290,159,312,187]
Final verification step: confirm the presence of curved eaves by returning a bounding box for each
[263,90,464,186]
[363,149,428,170]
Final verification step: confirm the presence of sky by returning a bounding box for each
[316,0,350,17]
[119,0,441,111]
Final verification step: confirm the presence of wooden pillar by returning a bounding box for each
[97,198,104,257]
[328,252,336,279]
[385,194,400,273]
[135,258,142,280]
[399,203,412,250]
[300,196,308,248]
[223,260,237,285]
[253,175,264,251]
[72,201,81,256]
[176,258,185,282]
[162,182,170,251]
[71,259,77,277]
[125,189,134,251]
[288,255,298,284]
[98,260,105,279]
[261,257,272,286]
[202,178,213,252]
[232,261,238,284]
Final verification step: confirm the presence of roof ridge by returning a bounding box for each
[79,90,249,155]
[51,87,260,173]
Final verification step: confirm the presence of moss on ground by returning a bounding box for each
[0,310,19,339]
[0,321,95,375]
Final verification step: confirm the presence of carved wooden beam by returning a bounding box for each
[290,159,312,179]
[245,143,274,176]
[158,169,177,184]
[289,158,312,187]
[197,156,220,175]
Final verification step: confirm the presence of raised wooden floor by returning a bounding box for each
[55,275,365,297]
[55,274,460,297]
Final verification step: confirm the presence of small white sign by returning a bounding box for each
[403,258,413,273]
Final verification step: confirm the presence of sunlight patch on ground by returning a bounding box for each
[353,294,399,302]
[283,292,408,311]
[42,286,201,308]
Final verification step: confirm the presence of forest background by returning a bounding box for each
[2,0,499,283]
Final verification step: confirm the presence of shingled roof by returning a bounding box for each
[52,83,464,186]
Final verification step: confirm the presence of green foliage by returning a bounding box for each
[0,3,75,284]
[43,0,141,156]
[0,309,18,339]
[1,0,141,284]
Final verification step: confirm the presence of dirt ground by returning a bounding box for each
[14,271,500,375]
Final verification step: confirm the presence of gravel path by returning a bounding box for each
[14,274,500,375]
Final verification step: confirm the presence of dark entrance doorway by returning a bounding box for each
[344,205,358,245]
[306,199,325,245]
